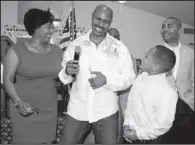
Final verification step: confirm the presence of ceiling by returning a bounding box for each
[117,1,194,26]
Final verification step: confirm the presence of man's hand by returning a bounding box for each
[88,71,107,89]
[65,60,80,76]
[123,126,138,143]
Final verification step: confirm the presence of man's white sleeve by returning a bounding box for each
[58,43,75,85]
[103,44,136,92]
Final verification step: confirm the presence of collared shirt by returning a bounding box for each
[59,30,136,123]
[164,42,181,79]
[124,72,178,140]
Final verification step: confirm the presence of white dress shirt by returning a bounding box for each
[124,72,178,140]
[164,42,181,79]
[59,30,135,123]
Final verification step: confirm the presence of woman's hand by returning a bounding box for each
[16,100,35,116]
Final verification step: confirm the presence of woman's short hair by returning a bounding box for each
[24,8,54,36]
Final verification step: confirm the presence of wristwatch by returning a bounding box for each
[13,98,21,108]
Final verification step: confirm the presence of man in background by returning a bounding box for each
[159,17,194,143]
[108,28,120,41]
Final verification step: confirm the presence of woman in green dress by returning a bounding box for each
[3,8,62,144]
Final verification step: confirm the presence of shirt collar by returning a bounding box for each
[84,30,114,44]
[140,72,166,80]
[164,41,181,51]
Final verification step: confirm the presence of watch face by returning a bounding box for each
[14,100,19,107]
[14,102,18,107]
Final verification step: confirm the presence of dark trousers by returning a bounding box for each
[123,135,164,144]
[118,97,124,144]
[60,112,118,144]
[164,98,195,144]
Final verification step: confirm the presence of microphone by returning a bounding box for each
[72,46,81,78]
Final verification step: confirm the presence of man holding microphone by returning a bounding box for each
[59,4,135,144]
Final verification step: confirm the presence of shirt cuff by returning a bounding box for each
[123,118,129,127]
[58,67,73,85]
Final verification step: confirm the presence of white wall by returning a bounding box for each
[1,1,18,27]
[17,1,69,25]
[1,1,194,58]
[72,1,194,58]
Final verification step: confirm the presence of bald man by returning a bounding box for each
[158,17,194,144]
[59,4,135,144]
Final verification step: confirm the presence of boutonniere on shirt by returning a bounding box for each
[102,38,119,57]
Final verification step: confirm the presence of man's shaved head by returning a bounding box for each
[91,4,113,39]
[161,17,182,42]
[166,17,182,29]
[92,4,113,20]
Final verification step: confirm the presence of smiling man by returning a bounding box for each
[160,17,194,144]
[58,4,135,144]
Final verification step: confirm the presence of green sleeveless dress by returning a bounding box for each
[9,40,62,143]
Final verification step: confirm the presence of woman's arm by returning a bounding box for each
[3,48,34,115]
[3,48,21,103]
